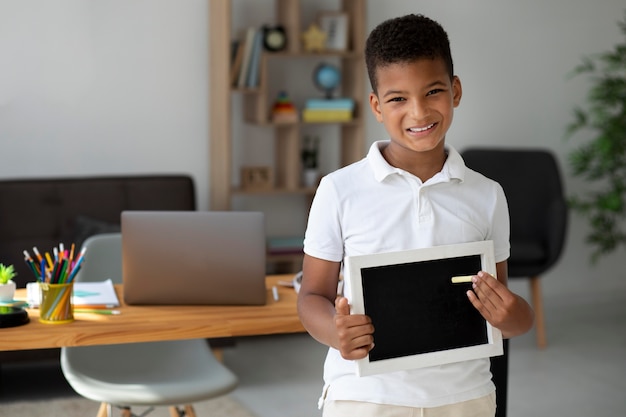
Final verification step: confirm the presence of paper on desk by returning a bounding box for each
[26,279,120,307]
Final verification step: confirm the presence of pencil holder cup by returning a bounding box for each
[39,282,74,324]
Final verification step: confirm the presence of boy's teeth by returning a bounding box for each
[410,124,434,132]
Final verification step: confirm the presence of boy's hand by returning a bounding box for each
[466,271,531,336]
[334,296,375,360]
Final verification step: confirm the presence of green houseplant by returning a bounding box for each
[0,263,17,301]
[565,11,626,263]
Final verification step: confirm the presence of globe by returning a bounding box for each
[313,63,341,98]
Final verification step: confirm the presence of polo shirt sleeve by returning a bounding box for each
[303,176,344,263]
[491,182,511,264]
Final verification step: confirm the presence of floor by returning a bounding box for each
[1,286,625,417]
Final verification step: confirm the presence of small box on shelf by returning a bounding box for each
[241,166,274,190]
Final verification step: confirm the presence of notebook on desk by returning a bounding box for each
[121,211,267,306]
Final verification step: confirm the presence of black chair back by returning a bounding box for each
[461,148,568,278]
[461,147,569,416]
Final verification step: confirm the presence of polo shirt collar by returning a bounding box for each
[368,140,466,183]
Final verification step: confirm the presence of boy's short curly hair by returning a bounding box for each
[365,14,454,93]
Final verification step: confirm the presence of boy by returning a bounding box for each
[297,14,534,417]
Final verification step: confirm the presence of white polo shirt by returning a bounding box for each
[304,140,510,409]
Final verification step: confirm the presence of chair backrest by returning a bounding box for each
[461,148,568,278]
[73,233,122,284]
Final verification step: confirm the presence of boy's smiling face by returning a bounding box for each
[369,58,462,159]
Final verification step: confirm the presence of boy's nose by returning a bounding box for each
[409,98,429,119]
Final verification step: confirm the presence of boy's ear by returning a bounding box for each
[369,92,384,122]
[452,76,462,107]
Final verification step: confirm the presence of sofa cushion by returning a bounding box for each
[0,175,195,288]
[64,215,122,251]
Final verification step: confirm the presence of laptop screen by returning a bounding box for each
[121,211,267,306]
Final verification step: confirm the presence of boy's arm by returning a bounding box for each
[297,254,375,360]
[467,260,535,339]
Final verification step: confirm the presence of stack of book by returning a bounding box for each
[230,26,263,89]
[266,236,304,256]
[302,98,355,122]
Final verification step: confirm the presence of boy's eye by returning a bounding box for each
[427,89,444,96]
[387,97,405,103]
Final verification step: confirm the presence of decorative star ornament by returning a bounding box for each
[301,23,327,53]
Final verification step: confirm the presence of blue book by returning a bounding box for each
[237,27,257,88]
[246,28,263,88]
[305,98,355,110]
[267,236,304,254]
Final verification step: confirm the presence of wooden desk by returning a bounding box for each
[0,275,305,351]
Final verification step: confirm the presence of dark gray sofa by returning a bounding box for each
[0,174,195,368]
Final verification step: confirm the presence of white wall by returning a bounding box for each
[364,1,626,300]
[0,0,209,207]
[1,0,625,298]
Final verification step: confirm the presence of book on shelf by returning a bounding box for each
[245,28,263,88]
[305,98,355,110]
[236,26,258,88]
[302,97,355,122]
[230,38,240,63]
[267,236,304,255]
[230,38,245,86]
[302,108,353,122]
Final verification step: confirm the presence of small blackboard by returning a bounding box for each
[345,241,503,377]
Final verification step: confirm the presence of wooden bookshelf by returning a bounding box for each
[209,0,366,271]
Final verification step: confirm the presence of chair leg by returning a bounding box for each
[212,347,223,361]
[168,405,196,417]
[97,403,109,417]
[529,276,547,349]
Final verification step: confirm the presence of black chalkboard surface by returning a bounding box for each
[346,241,503,377]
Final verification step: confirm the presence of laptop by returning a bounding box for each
[121,211,267,305]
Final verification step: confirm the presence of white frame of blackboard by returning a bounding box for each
[346,240,503,377]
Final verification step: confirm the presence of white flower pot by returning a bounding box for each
[303,168,319,188]
[0,280,16,302]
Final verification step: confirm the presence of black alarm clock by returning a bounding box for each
[263,25,287,52]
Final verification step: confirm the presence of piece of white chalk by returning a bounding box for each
[272,285,280,301]
[451,275,474,284]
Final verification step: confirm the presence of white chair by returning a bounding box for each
[60,233,238,417]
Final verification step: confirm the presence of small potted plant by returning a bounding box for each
[0,263,17,301]
[302,135,320,187]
